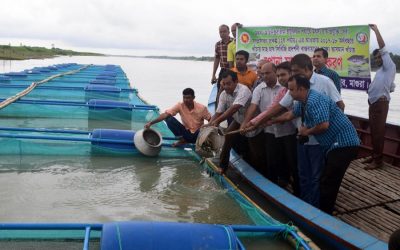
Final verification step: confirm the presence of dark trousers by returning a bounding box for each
[265,133,278,182]
[219,120,240,170]
[368,99,389,164]
[276,133,300,196]
[389,229,400,250]
[297,144,325,207]
[247,132,267,177]
[319,146,359,214]
[165,116,198,143]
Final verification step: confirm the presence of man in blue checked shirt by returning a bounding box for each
[272,74,360,214]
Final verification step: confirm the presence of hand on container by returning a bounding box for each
[144,122,152,129]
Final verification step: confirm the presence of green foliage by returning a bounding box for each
[0,45,104,60]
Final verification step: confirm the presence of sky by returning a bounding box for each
[0,0,399,56]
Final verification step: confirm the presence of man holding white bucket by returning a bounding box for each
[145,88,211,147]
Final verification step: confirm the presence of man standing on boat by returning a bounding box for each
[239,62,279,178]
[243,61,300,196]
[227,23,242,69]
[211,24,232,85]
[144,88,211,147]
[363,24,396,170]
[272,75,360,214]
[312,48,342,93]
[231,50,258,89]
[206,69,252,174]
[240,54,343,208]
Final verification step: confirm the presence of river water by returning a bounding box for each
[2,56,399,124]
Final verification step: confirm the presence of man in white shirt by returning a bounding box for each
[363,24,396,170]
[207,69,252,174]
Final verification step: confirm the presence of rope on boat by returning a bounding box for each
[0,64,91,110]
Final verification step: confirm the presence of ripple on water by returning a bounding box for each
[0,155,254,225]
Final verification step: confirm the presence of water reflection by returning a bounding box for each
[0,155,253,226]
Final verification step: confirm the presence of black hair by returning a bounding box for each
[235,50,249,61]
[314,48,329,58]
[182,88,195,96]
[289,74,311,90]
[372,49,380,56]
[290,54,313,71]
[219,24,230,31]
[276,61,291,72]
[220,69,238,82]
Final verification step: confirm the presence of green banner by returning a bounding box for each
[237,26,371,90]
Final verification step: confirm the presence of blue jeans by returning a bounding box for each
[297,143,325,207]
[165,116,198,143]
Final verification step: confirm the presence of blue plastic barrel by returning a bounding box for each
[87,99,130,110]
[95,75,116,81]
[87,99,132,122]
[24,70,41,74]
[4,72,28,78]
[100,221,238,250]
[38,68,51,73]
[85,85,120,101]
[85,84,121,93]
[0,75,11,82]
[91,129,135,151]
[89,79,116,85]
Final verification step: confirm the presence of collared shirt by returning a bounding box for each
[251,87,297,137]
[251,81,283,134]
[232,67,258,89]
[368,46,396,104]
[216,83,251,124]
[315,65,341,93]
[165,101,211,133]
[227,40,236,67]
[293,90,360,153]
[279,72,342,144]
[215,38,233,69]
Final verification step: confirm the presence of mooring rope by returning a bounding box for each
[0,64,91,110]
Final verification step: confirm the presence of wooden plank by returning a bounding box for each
[338,212,390,241]
[345,162,400,200]
[385,201,400,214]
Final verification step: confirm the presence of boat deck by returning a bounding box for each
[334,158,400,242]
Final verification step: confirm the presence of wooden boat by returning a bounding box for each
[205,84,394,249]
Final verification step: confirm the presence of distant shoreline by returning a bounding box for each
[0,45,104,60]
[110,54,214,62]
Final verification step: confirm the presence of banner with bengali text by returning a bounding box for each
[237,26,371,90]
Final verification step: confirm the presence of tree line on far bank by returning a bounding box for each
[0,45,103,60]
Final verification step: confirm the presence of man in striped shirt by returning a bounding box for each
[313,48,341,93]
[211,24,233,84]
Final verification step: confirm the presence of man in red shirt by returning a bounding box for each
[145,88,211,146]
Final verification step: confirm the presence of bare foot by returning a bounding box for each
[364,162,384,170]
[360,156,373,164]
[172,138,186,147]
